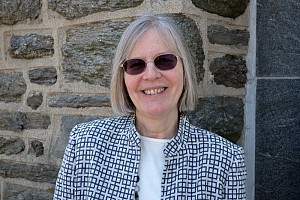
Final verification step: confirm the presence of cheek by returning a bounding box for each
[124,74,131,89]
[124,75,138,94]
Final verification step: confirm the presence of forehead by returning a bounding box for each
[128,28,178,58]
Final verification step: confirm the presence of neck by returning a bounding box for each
[135,110,179,139]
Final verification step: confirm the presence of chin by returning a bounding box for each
[141,106,172,117]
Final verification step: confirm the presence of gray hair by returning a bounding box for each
[110,14,198,115]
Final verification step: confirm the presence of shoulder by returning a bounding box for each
[188,123,243,157]
[70,115,133,140]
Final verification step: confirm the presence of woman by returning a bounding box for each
[54,14,246,199]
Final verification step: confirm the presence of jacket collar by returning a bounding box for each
[163,114,190,157]
[125,114,191,157]
[125,115,141,148]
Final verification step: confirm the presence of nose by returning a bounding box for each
[142,61,161,80]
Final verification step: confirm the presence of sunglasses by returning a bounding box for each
[122,54,179,75]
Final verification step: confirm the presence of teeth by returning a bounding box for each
[144,88,165,95]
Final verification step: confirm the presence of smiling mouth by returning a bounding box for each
[143,87,166,95]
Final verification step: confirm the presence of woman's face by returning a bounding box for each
[124,29,184,118]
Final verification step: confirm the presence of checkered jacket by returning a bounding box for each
[54,115,246,199]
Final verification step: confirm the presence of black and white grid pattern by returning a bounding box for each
[54,115,246,199]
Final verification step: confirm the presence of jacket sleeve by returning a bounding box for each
[53,126,78,200]
[222,147,247,200]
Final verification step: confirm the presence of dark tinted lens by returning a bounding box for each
[154,54,177,70]
[123,59,146,75]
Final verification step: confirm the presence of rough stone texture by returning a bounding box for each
[62,20,131,87]
[208,24,249,46]
[189,97,244,143]
[0,137,25,155]
[50,116,99,159]
[257,0,300,76]
[256,79,300,199]
[48,0,144,20]
[0,0,42,25]
[0,111,50,132]
[30,140,44,157]
[0,160,58,184]
[28,67,57,85]
[27,92,43,110]
[0,72,26,103]
[169,14,205,83]
[9,34,54,59]
[191,0,249,19]
[4,183,53,200]
[63,14,205,87]
[48,94,110,108]
[210,54,247,88]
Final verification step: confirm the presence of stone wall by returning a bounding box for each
[255,0,300,199]
[0,0,250,198]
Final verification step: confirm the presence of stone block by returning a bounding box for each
[27,92,43,110]
[0,160,58,183]
[0,137,25,155]
[9,33,54,59]
[62,14,204,87]
[62,20,131,87]
[0,72,26,103]
[189,96,244,143]
[257,0,300,76]
[210,54,247,88]
[256,79,300,199]
[0,0,42,25]
[50,116,99,159]
[4,183,53,200]
[24,113,51,130]
[191,0,249,19]
[0,111,50,132]
[48,94,110,108]
[169,14,205,83]
[208,24,249,46]
[0,112,27,132]
[30,140,44,157]
[28,67,57,85]
[48,0,144,20]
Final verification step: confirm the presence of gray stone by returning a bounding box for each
[256,79,300,199]
[48,94,110,108]
[210,54,247,88]
[48,0,144,20]
[9,33,54,59]
[168,14,205,83]
[0,72,26,103]
[62,20,131,87]
[28,67,57,85]
[50,116,99,159]
[208,24,249,46]
[0,0,42,25]
[4,183,53,200]
[191,0,249,19]
[188,97,244,143]
[23,113,51,130]
[0,160,58,183]
[0,112,27,132]
[27,92,43,110]
[0,137,25,155]
[0,111,50,132]
[257,0,300,77]
[62,14,205,87]
[30,140,44,157]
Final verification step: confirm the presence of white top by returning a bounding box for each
[136,136,171,200]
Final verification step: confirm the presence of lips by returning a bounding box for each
[143,87,166,95]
